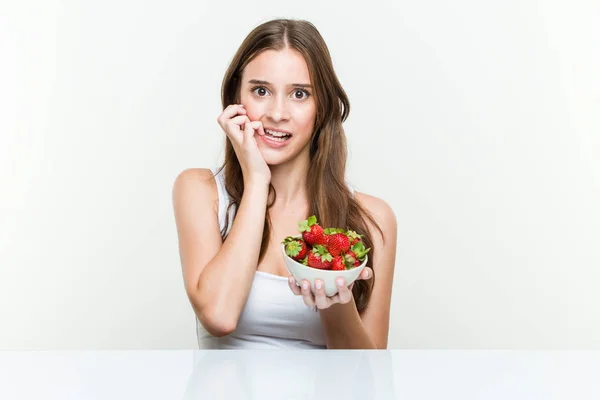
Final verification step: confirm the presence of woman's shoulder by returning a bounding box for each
[173,167,217,189]
[176,167,219,179]
[172,168,219,212]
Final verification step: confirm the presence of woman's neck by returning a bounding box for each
[268,155,310,208]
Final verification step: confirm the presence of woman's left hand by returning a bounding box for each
[288,267,373,310]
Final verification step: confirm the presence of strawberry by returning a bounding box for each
[327,232,351,257]
[298,215,328,246]
[283,237,308,262]
[346,230,362,246]
[343,250,361,267]
[307,245,333,270]
[349,241,371,264]
[331,255,346,271]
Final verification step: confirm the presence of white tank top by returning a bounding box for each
[195,167,355,349]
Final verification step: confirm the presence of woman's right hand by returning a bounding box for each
[216,104,271,187]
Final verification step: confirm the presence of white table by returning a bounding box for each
[1,350,598,399]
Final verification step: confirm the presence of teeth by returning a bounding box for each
[265,129,291,138]
[265,134,289,142]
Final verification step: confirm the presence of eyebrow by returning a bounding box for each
[247,79,312,89]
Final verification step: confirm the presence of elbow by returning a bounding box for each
[200,311,238,337]
[188,289,238,337]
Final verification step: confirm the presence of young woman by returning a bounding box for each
[173,18,397,349]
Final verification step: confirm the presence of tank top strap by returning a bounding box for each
[211,167,235,236]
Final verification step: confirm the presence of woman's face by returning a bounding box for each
[239,48,317,165]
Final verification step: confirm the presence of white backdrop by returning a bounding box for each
[1,0,598,349]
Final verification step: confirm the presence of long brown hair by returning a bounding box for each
[214,18,384,312]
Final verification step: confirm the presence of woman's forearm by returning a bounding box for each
[319,300,378,349]
[194,182,270,335]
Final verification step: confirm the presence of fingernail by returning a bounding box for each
[302,282,309,290]
[288,276,294,284]
[315,281,322,290]
[337,278,344,287]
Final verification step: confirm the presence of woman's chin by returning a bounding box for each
[263,157,286,166]
[258,148,288,166]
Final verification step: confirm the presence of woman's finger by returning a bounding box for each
[301,280,315,308]
[336,277,353,304]
[359,267,373,280]
[228,114,249,127]
[243,119,256,144]
[253,120,266,136]
[314,280,333,309]
[216,104,246,126]
[217,105,247,140]
[348,268,372,291]
[219,115,249,146]
[224,115,250,139]
[244,120,265,144]
[288,276,301,295]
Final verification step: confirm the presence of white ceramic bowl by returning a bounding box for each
[280,240,368,297]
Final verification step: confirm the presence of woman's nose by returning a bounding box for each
[266,97,291,122]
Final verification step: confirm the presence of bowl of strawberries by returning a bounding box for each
[281,215,370,297]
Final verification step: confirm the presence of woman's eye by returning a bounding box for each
[294,90,309,100]
[253,87,268,96]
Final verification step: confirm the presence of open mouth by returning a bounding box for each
[264,129,292,142]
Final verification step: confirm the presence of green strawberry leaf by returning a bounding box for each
[342,256,354,269]
[351,241,365,253]
[313,244,326,254]
[285,241,301,257]
[360,247,371,259]
[311,244,332,262]
[351,241,371,260]
[298,221,310,233]
[346,230,362,241]
[298,215,317,232]
[321,253,333,262]
[282,236,299,244]
[356,248,371,260]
